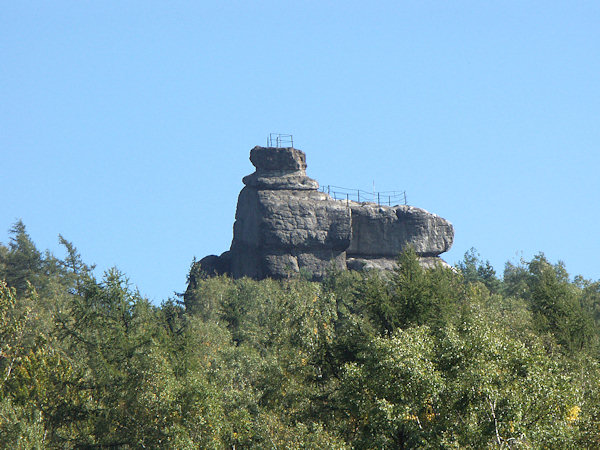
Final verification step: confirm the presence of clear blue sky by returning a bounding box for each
[2,1,599,303]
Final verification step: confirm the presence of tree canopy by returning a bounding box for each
[1,222,600,448]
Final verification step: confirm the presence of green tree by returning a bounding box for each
[390,247,463,330]
[457,248,501,293]
[527,254,594,353]
[2,221,43,295]
[337,326,443,448]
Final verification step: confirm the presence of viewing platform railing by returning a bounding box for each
[267,133,294,148]
[319,185,407,206]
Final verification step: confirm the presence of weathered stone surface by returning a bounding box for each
[242,172,319,190]
[229,187,351,279]
[188,144,454,285]
[346,256,451,272]
[250,146,306,171]
[242,146,318,190]
[223,146,353,279]
[259,248,347,280]
[197,251,231,276]
[347,202,454,258]
[346,257,399,272]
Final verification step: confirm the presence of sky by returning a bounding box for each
[2,1,599,303]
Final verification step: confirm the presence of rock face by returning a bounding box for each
[345,202,454,271]
[193,145,454,281]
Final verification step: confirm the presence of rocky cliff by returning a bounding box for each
[191,145,454,282]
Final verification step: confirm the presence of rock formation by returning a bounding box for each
[192,145,454,281]
[346,202,453,272]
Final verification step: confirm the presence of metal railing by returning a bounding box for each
[267,133,294,148]
[320,185,407,206]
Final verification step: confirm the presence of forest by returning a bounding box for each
[1,220,600,448]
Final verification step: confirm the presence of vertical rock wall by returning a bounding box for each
[230,147,352,279]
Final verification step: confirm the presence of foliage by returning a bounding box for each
[457,247,502,294]
[1,221,600,447]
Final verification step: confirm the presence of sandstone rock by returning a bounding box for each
[346,256,451,272]
[250,146,306,171]
[242,172,319,190]
[346,257,399,272]
[189,144,454,284]
[242,146,318,190]
[230,169,351,279]
[347,202,454,258]
[197,251,231,276]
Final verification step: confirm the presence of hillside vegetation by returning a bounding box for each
[1,220,600,448]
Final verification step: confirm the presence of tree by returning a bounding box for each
[527,254,594,353]
[2,221,43,295]
[390,247,463,330]
[457,248,501,293]
[337,326,443,448]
